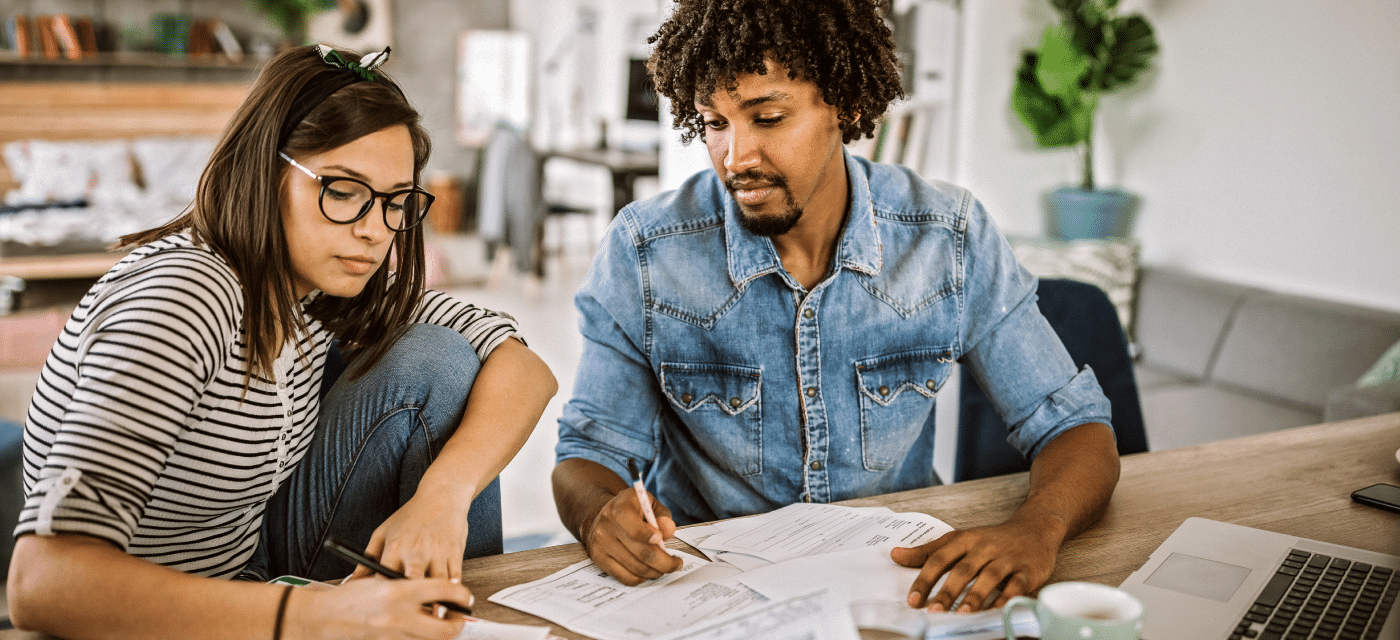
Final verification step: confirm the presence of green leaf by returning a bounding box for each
[1035,26,1090,98]
[1013,51,1093,148]
[1099,14,1159,92]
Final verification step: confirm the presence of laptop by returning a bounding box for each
[1120,518,1399,640]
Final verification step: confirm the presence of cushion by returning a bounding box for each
[1357,339,1400,387]
[2,139,138,205]
[1006,236,1140,336]
[130,136,218,205]
[1324,380,1400,422]
[1139,384,1320,451]
[1213,294,1400,408]
[1133,268,1258,380]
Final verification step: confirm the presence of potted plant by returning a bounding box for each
[1012,0,1159,239]
[247,0,335,47]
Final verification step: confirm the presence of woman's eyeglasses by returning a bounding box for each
[280,152,434,232]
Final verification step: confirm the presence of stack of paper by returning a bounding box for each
[489,503,1038,640]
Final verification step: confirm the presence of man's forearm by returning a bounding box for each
[552,458,631,545]
[1018,422,1121,544]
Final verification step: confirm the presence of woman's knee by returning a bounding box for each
[384,324,482,387]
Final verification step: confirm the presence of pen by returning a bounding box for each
[627,459,663,535]
[321,537,473,616]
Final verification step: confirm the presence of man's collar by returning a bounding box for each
[722,148,882,289]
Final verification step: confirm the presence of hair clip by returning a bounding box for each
[313,44,391,81]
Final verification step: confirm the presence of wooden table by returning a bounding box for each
[4,413,1397,639]
[460,412,1400,638]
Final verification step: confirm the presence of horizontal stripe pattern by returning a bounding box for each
[17,234,519,578]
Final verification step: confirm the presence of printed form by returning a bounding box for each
[489,504,971,640]
[684,502,952,564]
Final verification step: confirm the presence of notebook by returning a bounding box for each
[1120,518,1399,640]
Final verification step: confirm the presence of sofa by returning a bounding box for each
[1,136,216,256]
[1131,266,1400,450]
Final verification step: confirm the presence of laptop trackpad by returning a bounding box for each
[1144,553,1253,602]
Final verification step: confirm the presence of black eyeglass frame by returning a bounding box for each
[279,152,435,231]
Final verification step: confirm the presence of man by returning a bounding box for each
[553,0,1121,614]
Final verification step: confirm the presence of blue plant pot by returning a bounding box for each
[1046,187,1140,240]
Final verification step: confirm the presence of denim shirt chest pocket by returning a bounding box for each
[854,348,955,471]
[659,362,763,477]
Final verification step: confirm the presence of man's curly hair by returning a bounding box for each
[647,0,905,144]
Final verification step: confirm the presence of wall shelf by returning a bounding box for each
[0,51,266,70]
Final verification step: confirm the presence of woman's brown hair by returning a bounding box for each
[122,45,431,384]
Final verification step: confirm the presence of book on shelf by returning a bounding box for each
[75,17,99,56]
[189,21,216,58]
[35,15,60,60]
[877,108,913,165]
[6,15,30,57]
[899,104,934,175]
[209,20,243,62]
[51,14,83,60]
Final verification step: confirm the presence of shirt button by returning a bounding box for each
[878,385,890,396]
[285,410,292,417]
[681,393,693,404]
[805,387,817,398]
[729,397,741,408]
[926,379,937,390]
[802,308,814,319]
[810,460,822,471]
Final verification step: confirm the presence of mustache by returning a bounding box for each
[725,170,787,191]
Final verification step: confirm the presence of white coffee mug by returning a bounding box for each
[1002,581,1144,640]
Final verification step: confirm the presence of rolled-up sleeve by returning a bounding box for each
[415,289,523,359]
[18,262,228,549]
[955,194,1113,459]
[555,213,666,482]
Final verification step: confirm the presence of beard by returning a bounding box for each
[726,170,804,237]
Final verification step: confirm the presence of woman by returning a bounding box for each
[6,45,556,639]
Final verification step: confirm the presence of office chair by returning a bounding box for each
[954,278,1148,482]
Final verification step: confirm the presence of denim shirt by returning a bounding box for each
[557,150,1111,525]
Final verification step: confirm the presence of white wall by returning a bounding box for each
[955,0,1400,312]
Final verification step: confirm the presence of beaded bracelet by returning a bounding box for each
[273,585,294,640]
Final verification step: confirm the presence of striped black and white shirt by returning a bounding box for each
[16,234,520,578]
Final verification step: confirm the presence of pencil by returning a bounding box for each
[322,538,473,616]
[627,458,663,533]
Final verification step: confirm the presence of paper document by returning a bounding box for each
[493,505,967,640]
[650,586,859,640]
[454,617,554,640]
[699,503,952,564]
[489,550,755,640]
[926,608,1038,639]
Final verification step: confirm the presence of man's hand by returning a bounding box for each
[890,514,1065,613]
[584,485,683,585]
[892,422,1120,613]
[554,458,686,586]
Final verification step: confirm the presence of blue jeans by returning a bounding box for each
[240,324,503,582]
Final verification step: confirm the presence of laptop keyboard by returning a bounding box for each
[1231,548,1399,640]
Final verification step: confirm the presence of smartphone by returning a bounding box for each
[1351,483,1400,514]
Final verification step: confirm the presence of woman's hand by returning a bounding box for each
[353,484,471,582]
[290,577,474,640]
